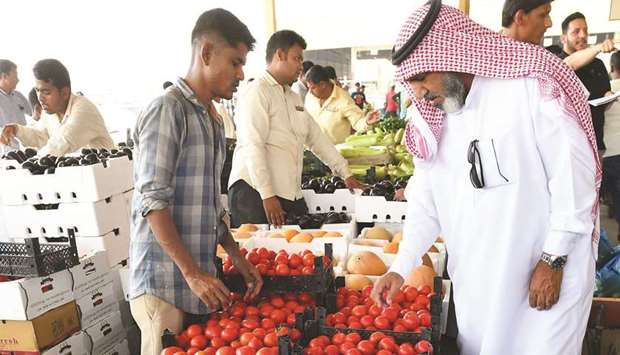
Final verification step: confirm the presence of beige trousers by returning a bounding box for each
[130,293,184,355]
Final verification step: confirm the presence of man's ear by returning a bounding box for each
[514,9,526,26]
[560,34,567,46]
[276,48,286,62]
[201,41,214,66]
[61,86,71,101]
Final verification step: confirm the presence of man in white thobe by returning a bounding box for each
[371,2,599,355]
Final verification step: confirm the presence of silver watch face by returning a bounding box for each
[550,256,567,269]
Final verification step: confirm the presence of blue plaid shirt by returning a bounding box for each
[129,78,226,314]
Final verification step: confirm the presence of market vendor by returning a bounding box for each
[371,2,598,355]
[228,30,365,228]
[129,9,262,355]
[0,59,114,156]
[305,64,379,144]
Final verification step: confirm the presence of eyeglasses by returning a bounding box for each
[467,139,484,189]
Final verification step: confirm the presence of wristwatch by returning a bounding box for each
[541,252,568,270]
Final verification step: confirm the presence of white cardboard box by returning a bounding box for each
[355,196,407,223]
[116,265,130,302]
[83,311,126,355]
[3,193,130,238]
[76,281,120,330]
[0,269,74,320]
[101,338,130,355]
[41,331,88,355]
[70,251,110,300]
[73,230,130,268]
[0,156,133,206]
[301,189,361,213]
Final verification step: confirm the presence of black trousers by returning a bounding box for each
[603,155,620,228]
[228,180,308,228]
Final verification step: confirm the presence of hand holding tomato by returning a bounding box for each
[232,254,264,302]
[370,272,404,308]
[185,270,232,311]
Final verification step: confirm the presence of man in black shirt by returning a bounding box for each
[547,12,612,153]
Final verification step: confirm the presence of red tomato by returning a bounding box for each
[382,307,399,322]
[357,340,375,355]
[196,349,216,355]
[257,248,270,260]
[245,306,259,317]
[236,346,256,355]
[270,309,286,324]
[287,313,297,325]
[414,340,433,354]
[302,254,315,267]
[275,254,289,265]
[351,305,368,317]
[240,333,256,344]
[333,312,346,324]
[275,327,289,337]
[188,348,200,355]
[377,350,391,355]
[259,304,275,318]
[190,335,208,349]
[346,296,360,308]
[339,342,356,353]
[368,305,382,317]
[369,332,386,343]
[298,293,313,304]
[374,316,390,330]
[231,341,243,349]
[275,264,290,276]
[344,349,362,355]
[349,321,363,329]
[252,328,267,339]
[325,345,340,355]
[176,334,190,349]
[418,285,432,296]
[345,333,361,345]
[260,318,275,330]
[216,347,236,355]
[242,319,259,330]
[221,327,239,342]
[306,348,324,355]
[246,252,260,265]
[162,347,185,355]
[173,352,188,355]
[404,287,419,302]
[415,295,430,309]
[231,304,246,318]
[391,290,405,305]
[256,348,273,355]
[270,296,285,308]
[309,338,325,348]
[290,269,302,275]
[378,338,398,352]
[398,343,415,355]
[418,312,432,327]
[289,254,303,268]
[347,315,360,324]
[360,315,374,328]
[211,337,226,348]
[187,324,204,338]
[263,332,278,347]
[393,324,407,332]
[290,329,302,342]
[246,339,261,349]
[331,332,346,345]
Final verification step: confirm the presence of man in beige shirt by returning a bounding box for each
[305,65,379,144]
[0,59,114,156]
[229,30,364,227]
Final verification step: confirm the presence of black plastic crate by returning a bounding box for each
[0,228,79,277]
[217,244,336,294]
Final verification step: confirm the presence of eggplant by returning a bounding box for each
[330,176,344,184]
[370,187,387,196]
[334,181,346,189]
[24,148,37,158]
[323,183,336,194]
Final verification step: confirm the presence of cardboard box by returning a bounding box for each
[0,302,80,353]
[69,251,110,300]
[101,338,129,355]
[5,193,130,240]
[115,265,130,302]
[41,331,88,355]
[83,311,125,355]
[0,270,74,320]
[354,196,407,223]
[301,189,361,213]
[73,230,130,268]
[76,281,120,330]
[0,156,133,206]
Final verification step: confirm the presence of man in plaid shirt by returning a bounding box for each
[129,9,262,355]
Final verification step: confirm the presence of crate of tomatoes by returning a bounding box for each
[217,244,335,295]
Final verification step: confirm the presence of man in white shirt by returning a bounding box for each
[371,2,598,355]
[291,60,313,102]
[0,59,114,156]
[603,51,620,238]
[229,30,364,227]
[0,59,31,153]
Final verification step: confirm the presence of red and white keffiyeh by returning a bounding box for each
[395,3,601,245]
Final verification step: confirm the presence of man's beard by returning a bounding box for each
[439,73,466,113]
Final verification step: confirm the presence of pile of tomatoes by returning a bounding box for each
[327,285,434,333]
[161,292,313,355]
[303,332,433,355]
[223,248,330,276]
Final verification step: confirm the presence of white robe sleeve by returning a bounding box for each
[389,166,442,279]
[533,95,597,257]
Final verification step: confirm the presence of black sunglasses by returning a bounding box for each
[467,139,484,189]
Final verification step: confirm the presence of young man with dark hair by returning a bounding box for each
[28,87,42,121]
[129,9,262,354]
[0,58,114,156]
[501,0,553,45]
[229,30,364,227]
[546,12,613,155]
[0,59,31,153]
[305,65,379,144]
[291,60,314,101]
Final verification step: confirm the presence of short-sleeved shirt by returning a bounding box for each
[0,89,31,151]
[129,78,227,314]
[547,45,612,150]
